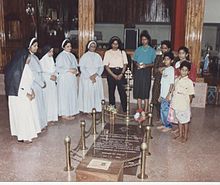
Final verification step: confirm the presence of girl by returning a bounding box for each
[103,36,128,113]
[79,40,104,113]
[56,39,79,120]
[40,45,58,123]
[133,30,156,121]
[173,46,196,82]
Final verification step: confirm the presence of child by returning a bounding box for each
[171,46,196,135]
[157,52,175,132]
[173,46,196,82]
[171,61,195,143]
[152,40,172,123]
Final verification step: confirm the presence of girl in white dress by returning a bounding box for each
[40,45,58,123]
[78,40,104,113]
[56,39,79,120]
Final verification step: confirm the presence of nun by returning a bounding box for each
[4,42,41,142]
[40,45,58,123]
[56,39,79,120]
[78,40,104,113]
[28,38,48,130]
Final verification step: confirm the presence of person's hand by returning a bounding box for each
[112,74,118,80]
[159,67,166,73]
[137,63,144,70]
[68,68,77,74]
[31,89,35,100]
[91,78,96,83]
[166,94,171,102]
[50,75,57,81]
[90,73,97,81]
[26,93,32,101]
[117,73,123,80]
[158,97,162,103]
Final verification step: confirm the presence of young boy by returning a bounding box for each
[157,52,175,132]
[171,61,195,143]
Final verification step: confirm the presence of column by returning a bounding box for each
[171,0,187,51]
[78,0,95,58]
[185,0,205,72]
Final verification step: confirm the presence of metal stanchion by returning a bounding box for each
[125,68,133,126]
[145,126,151,156]
[92,108,98,135]
[137,142,148,179]
[148,112,153,126]
[149,103,153,113]
[64,136,74,171]
[80,120,87,150]
[101,100,106,129]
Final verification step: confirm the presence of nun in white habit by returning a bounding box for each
[56,39,79,120]
[40,45,58,122]
[5,44,41,142]
[78,40,104,113]
[28,38,48,129]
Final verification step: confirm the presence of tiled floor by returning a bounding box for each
[0,95,220,182]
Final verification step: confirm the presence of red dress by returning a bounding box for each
[174,61,197,82]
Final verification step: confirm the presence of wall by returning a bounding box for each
[95,23,217,50]
[204,0,220,23]
[202,25,217,50]
[95,23,171,45]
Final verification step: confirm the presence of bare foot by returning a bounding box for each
[24,140,32,144]
[176,136,184,143]
[62,116,75,120]
[48,121,55,125]
[62,116,69,119]
[181,138,188,143]
[69,116,76,120]
[173,135,181,140]
[171,129,179,134]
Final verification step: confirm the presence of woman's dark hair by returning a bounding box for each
[178,46,189,54]
[24,36,38,49]
[180,60,191,71]
[140,30,152,46]
[163,51,174,60]
[85,40,97,53]
[161,40,172,50]
[178,46,190,60]
[107,36,124,50]
[62,40,72,49]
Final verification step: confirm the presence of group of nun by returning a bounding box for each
[5,38,104,142]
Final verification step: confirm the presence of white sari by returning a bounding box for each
[78,51,104,113]
[40,54,58,122]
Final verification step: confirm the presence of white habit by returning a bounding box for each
[40,54,58,122]
[29,54,47,129]
[56,51,79,116]
[78,51,104,113]
[8,64,41,141]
